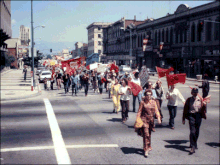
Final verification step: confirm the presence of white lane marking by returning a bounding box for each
[43,98,71,164]
[1,144,119,152]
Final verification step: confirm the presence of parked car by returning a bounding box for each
[147,68,157,76]
[39,70,52,82]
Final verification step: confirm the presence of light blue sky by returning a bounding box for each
[11,1,212,54]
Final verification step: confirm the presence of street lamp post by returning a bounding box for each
[31,0,45,89]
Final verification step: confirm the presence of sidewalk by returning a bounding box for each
[1,68,41,101]
[186,77,220,84]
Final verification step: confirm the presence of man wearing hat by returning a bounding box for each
[182,88,206,155]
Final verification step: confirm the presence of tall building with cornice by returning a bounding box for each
[19,25,30,45]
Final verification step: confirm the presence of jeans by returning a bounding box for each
[24,73,27,80]
[189,113,202,148]
[99,88,103,94]
[44,84,47,90]
[51,82,54,90]
[120,100,129,121]
[64,82,68,93]
[167,105,177,127]
[72,84,77,95]
[133,92,142,112]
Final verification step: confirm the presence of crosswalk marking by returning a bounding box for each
[43,98,71,164]
[1,144,119,152]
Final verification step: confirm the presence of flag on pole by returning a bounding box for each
[166,73,186,87]
[156,66,174,78]
[110,63,119,73]
[128,81,142,96]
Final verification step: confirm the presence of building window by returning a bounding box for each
[170,27,173,44]
[197,22,202,42]
[98,34,101,38]
[98,41,101,45]
[154,31,157,45]
[206,20,212,42]
[166,28,169,42]
[158,30,161,44]
[162,29,164,42]
[184,29,187,42]
[98,27,101,30]
[98,50,101,54]
[214,17,220,41]
[180,29,183,43]
[191,23,196,42]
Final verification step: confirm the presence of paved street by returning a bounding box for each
[1,75,219,164]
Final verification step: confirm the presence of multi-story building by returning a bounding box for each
[134,1,219,79]
[82,43,88,57]
[0,0,12,68]
[86,22,112,56]
[19,25,30,45]
[102,16,145,66]
[102,1,219,79]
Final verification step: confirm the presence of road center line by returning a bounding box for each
[43,98,71,164]
[1,144,119,152]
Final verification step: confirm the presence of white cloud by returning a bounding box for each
[11,19,16,25]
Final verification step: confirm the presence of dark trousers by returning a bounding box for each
[24,73,27,80]
[99,88,103,94]
[44,84,47,90]
[109,88,111,98]
[167,105,177,127]
[64,82,68,93]
[51,82,54,90]
[189,113,202,148]
[72,84,77,95]
[120,100,129,121]
[84,83,89,95]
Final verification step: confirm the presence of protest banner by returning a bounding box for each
[139,66,149,87]
[70,61,79,70]
[97,64,107,73]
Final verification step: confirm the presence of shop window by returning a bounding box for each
[191,23,196,42]
[214,17,220,40]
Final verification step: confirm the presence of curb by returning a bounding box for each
[1,91,42,102]
[186,78,220,84]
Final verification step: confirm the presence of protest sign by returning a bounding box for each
[139,66,149,87]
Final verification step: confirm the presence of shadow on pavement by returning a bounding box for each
[164,144,189,153]
[164,140,189,144]
[120,147,144,156]
[102,112,113,114]
[107,118,122,122]
[102,100,113,102]
[155,124,171,128]
[205,142,220,148]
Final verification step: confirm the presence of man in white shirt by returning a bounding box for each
[131,72,142,112]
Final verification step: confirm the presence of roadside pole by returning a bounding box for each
[31,71,33,91]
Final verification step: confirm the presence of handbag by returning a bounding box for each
[134,117,144,129]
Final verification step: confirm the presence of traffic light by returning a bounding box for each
[50,49,52,52]
[198,20,204,32]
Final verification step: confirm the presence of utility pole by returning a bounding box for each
[129,28,132,68]
[31,0,35,90]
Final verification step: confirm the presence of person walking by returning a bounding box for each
[23,66,27,81]
[62,71,70,94]
[83,72,89,96]
[131,72,142,112]
[56,70,62,90]
[92,70,98,93]
[195,74,210,112]
[111,78,121,114]
[166,84,185,129]
[97,72,104,95]
[43,77,47,90]
[182,88,207,155]
[70,72,79,96]
[118,78,131,123]
[50,77,54,90]
[154,80,165,122]
[134,89,161,157]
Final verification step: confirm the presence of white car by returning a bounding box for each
[39,70,52,82]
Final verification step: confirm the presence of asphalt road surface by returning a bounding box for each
[1,76,219,164]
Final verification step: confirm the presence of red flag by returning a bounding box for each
[166,73,186,87]
[66,64,75,76]
[110,63,119,73]
[156,66,174,78]
[128,81,142,96]
[101,78,106,84]
[86,65,90,70]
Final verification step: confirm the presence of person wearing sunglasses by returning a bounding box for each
[135,89,161,157]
